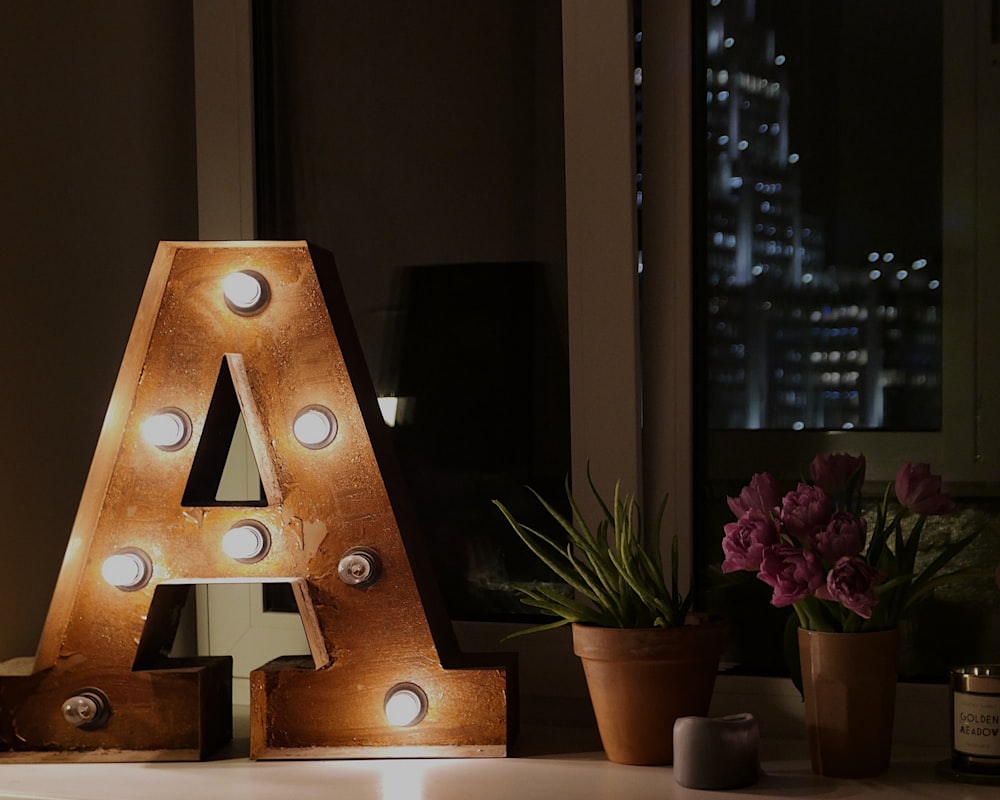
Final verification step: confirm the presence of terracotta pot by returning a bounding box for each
[797,627,900,778]
[572,615,726,765]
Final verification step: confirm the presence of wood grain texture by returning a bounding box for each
[0,242,515,760]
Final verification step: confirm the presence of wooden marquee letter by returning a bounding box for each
[0,241,515,761]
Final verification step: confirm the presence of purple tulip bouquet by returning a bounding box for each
[721,453,987,632]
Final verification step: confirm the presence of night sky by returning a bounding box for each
[755,0,942,273]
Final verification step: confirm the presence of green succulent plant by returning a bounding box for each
[494,469,692,638]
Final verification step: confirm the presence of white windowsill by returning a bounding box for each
[1,677,995,800]
[0,734,990,800]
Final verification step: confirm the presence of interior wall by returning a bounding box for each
[0,3,198,661]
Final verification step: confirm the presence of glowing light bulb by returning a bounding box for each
[141,408,191,450]
[293,405,337,449]
[101,549,152,591]
[223,521,270,563]
[222,270,270,315]
[384,684,427,727]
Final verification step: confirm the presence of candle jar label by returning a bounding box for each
[954,693,1000,758]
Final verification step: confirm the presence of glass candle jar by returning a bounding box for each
[951,665,1000,775]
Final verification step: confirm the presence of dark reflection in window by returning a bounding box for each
[384,262,572,619]
[702,0,942,431]
[252,0,571,621]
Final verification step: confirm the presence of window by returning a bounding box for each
[682,0,1000,676]
[703,0,942,434]
[194,0,999,698]
[696,0,996,486]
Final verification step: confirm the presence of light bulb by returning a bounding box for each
[293,405,337,449]
[61,689,110,730]
[222,521,270,563]
[384,683,427,727]
[101,549,152,591]
[141,408,192,450]
[222,270,270,315]
[338,547,381,587]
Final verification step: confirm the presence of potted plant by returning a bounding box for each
[494,469,725,765]
[721,453,997,777]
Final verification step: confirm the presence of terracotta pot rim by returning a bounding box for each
[570,611,726,632]
[572,616,727,661]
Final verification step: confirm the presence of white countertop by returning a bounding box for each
[1,724,996,800]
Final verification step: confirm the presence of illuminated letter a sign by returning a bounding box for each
[0,242,515,761]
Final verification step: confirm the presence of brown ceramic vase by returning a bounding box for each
[797,627,900,778]
[572,614,726,765]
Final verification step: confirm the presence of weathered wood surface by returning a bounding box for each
[0,242,515,760]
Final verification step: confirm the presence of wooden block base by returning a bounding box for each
[0,656,233,762]
[250,654,517,759]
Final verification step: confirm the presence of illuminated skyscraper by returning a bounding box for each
[703,0,941,431]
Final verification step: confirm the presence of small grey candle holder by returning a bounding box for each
[673,712,761,790]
